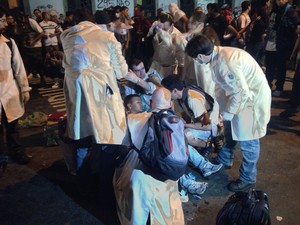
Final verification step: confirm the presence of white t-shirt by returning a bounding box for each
[39,20,63,46]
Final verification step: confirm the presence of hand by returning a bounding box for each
[222,112,234,121]
[22,92,30,104]
[125,70,139,84]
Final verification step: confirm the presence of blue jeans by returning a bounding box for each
[218,122,260,184]
[188,145,208,169]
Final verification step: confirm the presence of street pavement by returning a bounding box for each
[0,74,300,225]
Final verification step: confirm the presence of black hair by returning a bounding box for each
[185,34,214,58]
[66,11,74,17]
[73,8,95,24]
[131,58,143,68]
[161,74,185,92]
[159,13,174,25]
[210,3,221,14]
[241,1,251,12]
[94,10,111,24]
[124,94,141,110]
[33,8,41,14]
[120,6,128,11]
[0,7,7,18]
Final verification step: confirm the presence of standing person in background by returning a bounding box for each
[235,1,251,49]
[61,11,75,30]
[205,3,228,45]
[151,13,186,77]
[0,7,32,166]
[132,5,152,69]
[280,25,300,118]
[39,11,63,51]
[271,0,299,97]
[186,35,271,192]
[168,3,188,33]
[33,9,43,24]
[17,10,45,85]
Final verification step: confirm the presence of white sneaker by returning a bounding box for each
[36,73,41,78]
[27,73,33,79]
[202,162,223,177]
[52,82,59,89]
[180,174,208,195]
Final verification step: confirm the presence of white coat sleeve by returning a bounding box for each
[109,33,128,80]
[11,39,31,92]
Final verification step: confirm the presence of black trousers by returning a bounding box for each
[0,108,22,155]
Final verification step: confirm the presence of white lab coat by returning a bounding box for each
[60,21,128,144]
[0,36,30,123]
[210,46,271,140]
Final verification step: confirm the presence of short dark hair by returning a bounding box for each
[33,8,41,14]
[73,8,95,24]
[159,13,173,25]
[131,58,143,68]
[161,74,185,92]
[124,94,140,110]
[94,10,111,24]
[241,1,251,12]
[185,34,214,58]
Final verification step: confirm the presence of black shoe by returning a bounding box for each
[10,152,30,164]
[279,108,298,118]
[228,179,255,192]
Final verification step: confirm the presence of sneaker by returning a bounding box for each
[36,73,41,78]
[52,82,59,89]
[179,189,189,203]
[272,90,283,97]
[27,73,33,79]
[180,174,208,195]
[228,179,255,192]
[202,162,223,177]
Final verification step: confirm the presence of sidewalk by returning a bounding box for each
[0,74,300,225]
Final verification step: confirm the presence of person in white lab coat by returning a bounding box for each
[0,7,31,165]
[185,35,271,192]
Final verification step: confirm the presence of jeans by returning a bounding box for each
[218,121,260,184]
[188,145,208,169]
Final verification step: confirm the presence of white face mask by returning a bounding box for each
[115,13,121,18]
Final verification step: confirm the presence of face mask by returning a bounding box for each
[115,13,120,18]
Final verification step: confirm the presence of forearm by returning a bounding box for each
[185,122,211,131]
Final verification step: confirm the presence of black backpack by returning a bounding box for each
[216,189,271,225]
[136,109,189,182]
[180,85,215,119]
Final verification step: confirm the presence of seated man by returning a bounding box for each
[120,91,222,204]
[114,87,184,224]
[44,45,64,88]
[162,74,221,159]
[123,58,162,111]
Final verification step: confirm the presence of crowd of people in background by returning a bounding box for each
[1,0,300,224]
